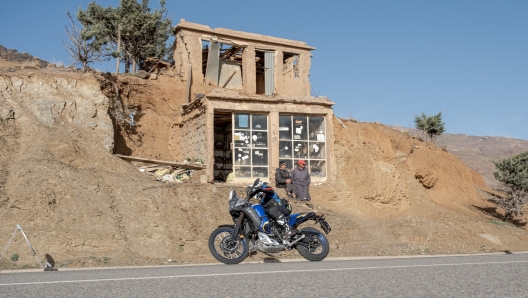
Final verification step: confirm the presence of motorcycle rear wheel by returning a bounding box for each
[208,226,249,265]
[296,227,330,261]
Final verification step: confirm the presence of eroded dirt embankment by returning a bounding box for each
[1,69,528,270]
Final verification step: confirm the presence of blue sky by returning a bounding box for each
[1,0,527,140]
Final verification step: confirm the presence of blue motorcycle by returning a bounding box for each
[208,179,331,264]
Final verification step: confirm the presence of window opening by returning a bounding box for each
[279,114,326,177]
[201,40,210,79]
[213,112,233,182]
[283,52,299,78]
[255,51,265,94]
[203,40,244,90]
[256,50,275,95]
[234,113,269,179]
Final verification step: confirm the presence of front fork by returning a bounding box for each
[231,213,245,241]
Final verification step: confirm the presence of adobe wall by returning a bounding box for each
[173,21,314,98]
[178,98,208,162]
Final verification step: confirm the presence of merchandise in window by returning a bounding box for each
[233,113,269,179]
[292,116,307,140]
[279,140,292,158]
[279,115,326,177]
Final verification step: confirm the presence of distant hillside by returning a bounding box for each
[0,44,48,70]
[391,126,528,187]
[437,133,528,187]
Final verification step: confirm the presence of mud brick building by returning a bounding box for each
[173,20,335,183]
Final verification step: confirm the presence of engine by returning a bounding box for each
[254,232,284,254]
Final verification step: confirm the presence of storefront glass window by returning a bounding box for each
[233,113,269,179]
[279,115,292,140]
[279,115,326,177]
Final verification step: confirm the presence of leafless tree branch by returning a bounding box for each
[62,10,103,71]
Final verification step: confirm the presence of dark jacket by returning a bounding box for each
[275,168,291,188]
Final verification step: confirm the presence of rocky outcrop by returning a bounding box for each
[0,44,48,68]
[415,168,438,189]
[0,71,113,151]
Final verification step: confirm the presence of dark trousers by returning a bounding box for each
[267,204,290,220]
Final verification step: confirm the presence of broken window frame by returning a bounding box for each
[202,39,245,89]
[282,52,300,79]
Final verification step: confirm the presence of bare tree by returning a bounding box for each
[62,10,102,71]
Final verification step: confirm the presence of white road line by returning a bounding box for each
[1,260,528,286]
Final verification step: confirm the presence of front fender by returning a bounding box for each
[218,224,235,229]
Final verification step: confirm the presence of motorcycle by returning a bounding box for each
[208,178,331,264]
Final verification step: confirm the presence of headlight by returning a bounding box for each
[229,198,247,210]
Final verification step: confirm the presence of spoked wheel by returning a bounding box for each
[296,227,330,261]
[208,226,249,264]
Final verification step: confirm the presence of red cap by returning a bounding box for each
[298,159,306,165]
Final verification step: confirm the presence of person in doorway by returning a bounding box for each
[275,162,290,188]
[292,159,312,208]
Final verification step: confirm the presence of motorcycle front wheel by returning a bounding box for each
[208,226,249,265]
[296,227,330,261]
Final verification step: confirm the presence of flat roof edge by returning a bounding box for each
[203,90,335,107]
[173,21,316,51]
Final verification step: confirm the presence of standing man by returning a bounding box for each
[292,159,311,206]
[275,162,291,189]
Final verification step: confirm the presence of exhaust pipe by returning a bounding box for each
[284,234,305,247]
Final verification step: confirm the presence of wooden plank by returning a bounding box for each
[139,166,171,172]
[220,46,241,60]
[116,154,205,169]
[186,64,192,103]
[221,71,237,88]
[334,114,347,129]
[183,96,203,114]
[172,169,187,175]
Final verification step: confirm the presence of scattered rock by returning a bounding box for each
[415,168,438,188]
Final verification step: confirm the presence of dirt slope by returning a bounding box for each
[2,68,528,270]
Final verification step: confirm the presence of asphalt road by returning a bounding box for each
[1,253,528,297]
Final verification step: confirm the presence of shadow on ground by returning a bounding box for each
[471,205,527,228]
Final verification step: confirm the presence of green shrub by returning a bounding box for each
[486,151,528,221]
[414,112,446,143]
